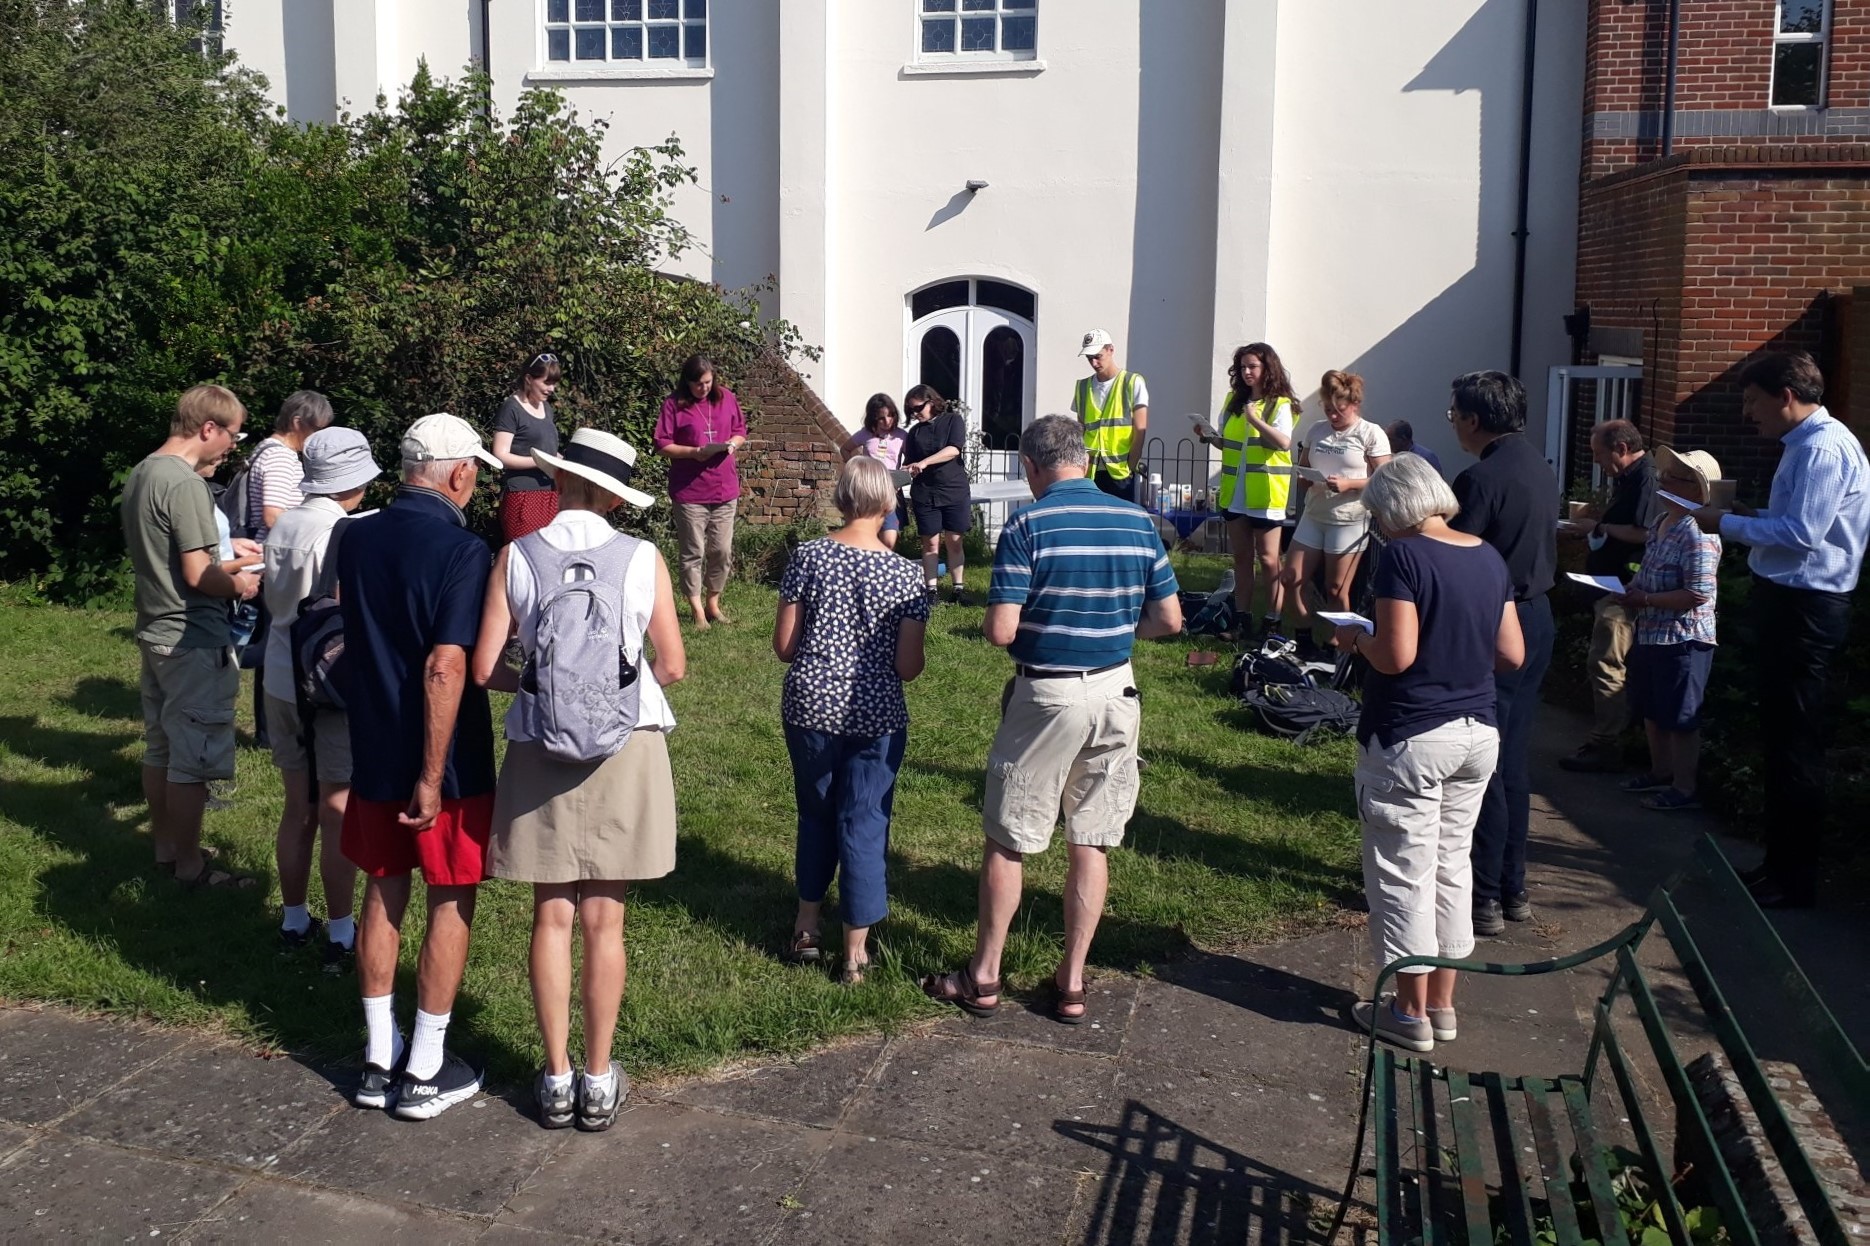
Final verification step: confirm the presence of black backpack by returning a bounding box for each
[217,455,256,541]
[1241,684,1361,746]
[289,517,358,714]
[1229,645,1312,700]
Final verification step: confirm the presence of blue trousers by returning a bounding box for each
[784,724,906,930]
[1471,594,1555,903]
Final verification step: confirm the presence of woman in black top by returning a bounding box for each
[900,384,972,602]
[493,351,564,541]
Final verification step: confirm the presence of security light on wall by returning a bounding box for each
[965,180,989,193]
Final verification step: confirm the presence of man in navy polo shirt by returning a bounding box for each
[923,415,1181,1024]
[338,413,502,1120]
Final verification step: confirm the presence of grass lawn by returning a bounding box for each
[0,555,1362,1084]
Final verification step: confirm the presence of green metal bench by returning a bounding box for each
[1327,836,1869,1244]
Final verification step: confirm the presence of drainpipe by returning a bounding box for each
[480,0,494,117]
[1510,0,1539,377]
[1661,0,1681,155]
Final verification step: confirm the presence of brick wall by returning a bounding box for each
[1585,0,1870,178]
[731,350,847,526]
[1575,145,1870,487]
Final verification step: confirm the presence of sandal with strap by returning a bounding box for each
[156,845,221,874]
[838,959,869,987]
[782,930,823,964]
[177,862,259,891]
[1050,979,1089,1026]
[920,967,1001,1017]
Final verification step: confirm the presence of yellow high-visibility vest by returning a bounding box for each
[1214,394,1294,515]
[1074,371,1139,480]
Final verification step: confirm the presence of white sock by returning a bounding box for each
[545,1069,575,1094]
[281,904,312,935]
[407,1008,451,1081]
[362,994,403,1069]
[583,1067,615,1095]
[326,915,355,949]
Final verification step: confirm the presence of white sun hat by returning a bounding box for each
[533,428,656,509]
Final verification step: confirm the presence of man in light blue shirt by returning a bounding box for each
[1696,351,1868,908]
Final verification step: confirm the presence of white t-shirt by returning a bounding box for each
[503,509,676,740]
[1070,372,1150,414]
[259,495,347,700]
[1299,418,1391,524]
[247,437,305,543]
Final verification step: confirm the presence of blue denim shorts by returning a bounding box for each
[1628,641,1715,731]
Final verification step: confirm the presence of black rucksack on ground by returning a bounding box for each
[1229,640,1312,700]
[1240,684,1361,746]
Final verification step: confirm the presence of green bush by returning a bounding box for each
[0,0,806,602]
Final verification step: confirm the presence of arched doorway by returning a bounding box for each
[904,278,1037,453]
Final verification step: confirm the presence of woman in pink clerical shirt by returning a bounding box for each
[654,354,748,630]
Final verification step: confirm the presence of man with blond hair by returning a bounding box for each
[120,384,263,888]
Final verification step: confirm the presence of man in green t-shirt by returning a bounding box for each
[120,384,263,887]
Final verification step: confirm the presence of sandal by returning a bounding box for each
[1642,787,1702,812]
[1050,978,1089,1027]
[782,930,822,964]
[920,967,1001,1017]
[838,959,869,987]
[155,845,221,874]
[177,863,259,891]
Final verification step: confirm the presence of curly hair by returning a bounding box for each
[1226,342,1301,416]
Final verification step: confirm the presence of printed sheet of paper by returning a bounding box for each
[1655,489,1703,512]
[1566,572,1627,594]
[1317,610,1375,634]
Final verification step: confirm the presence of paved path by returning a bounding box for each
[1,713,1862,1244]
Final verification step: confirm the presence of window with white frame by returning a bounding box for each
[918,0,1037,61]
[1771,0,1829,107]
[544,0,708,68]
[153,0,224,56]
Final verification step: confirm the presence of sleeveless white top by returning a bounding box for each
[503,509,676,741]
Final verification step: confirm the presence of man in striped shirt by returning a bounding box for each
[922,415,1180,1025]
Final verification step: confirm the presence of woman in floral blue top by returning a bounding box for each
[1617,447,1723,812]
[772,456,930,982]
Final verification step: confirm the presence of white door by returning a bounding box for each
[905,303,1036,454]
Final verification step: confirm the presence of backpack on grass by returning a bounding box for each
[516,531,648,765]
[1241,685,1360,747]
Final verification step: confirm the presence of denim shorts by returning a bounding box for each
[1628,641,1715,731]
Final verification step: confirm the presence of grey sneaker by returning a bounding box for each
[534,1068,575,1130]
[576,1068,627,1132]
[1351,999,1435,1053]
[1426,1007,1458,1042]
[1502,892,1533,923]
[1473,899,1506,937]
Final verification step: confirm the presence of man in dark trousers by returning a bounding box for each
[1446,372,1560,936]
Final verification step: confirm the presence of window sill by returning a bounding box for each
[526,65,714,83]
[901,59,1046,78]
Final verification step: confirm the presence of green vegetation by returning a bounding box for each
[0,562,1363,1083]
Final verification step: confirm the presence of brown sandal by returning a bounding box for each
[920,967,1001,1017]
[782,930,823,964]
[177,863,258,891]
[1051,981,1089,1026]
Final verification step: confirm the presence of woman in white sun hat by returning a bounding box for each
[470,427,686,1134]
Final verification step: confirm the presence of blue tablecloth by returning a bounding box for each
[1154,507,1216,540]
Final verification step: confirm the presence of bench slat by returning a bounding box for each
[1483,1071,1538,1243]
[1522,1077,1586,1246]
[1657,891,1860,1246]
[1619,946,1763,1246]
[1444,1068,1494,1246]
[1376,1046,1401,1243]
[1558,1076,1632,1246]
[1592,998,1695,1244]
[1411,1059,1440,1246]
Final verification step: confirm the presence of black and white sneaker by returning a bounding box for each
[353,1052,406,1110]
[321,940,355,976]
[392,1051,483,1121]
[279,917,325,954]
[535,1068,575,1130]
[576,1068,627,1132]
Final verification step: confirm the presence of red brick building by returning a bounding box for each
[1573,0,1870,487]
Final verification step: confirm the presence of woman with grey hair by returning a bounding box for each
[772,456,930,983]
[1330,452,1524,1053]
[243,390,336,542]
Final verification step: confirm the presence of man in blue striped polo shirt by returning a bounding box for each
[922,415,1181,1024]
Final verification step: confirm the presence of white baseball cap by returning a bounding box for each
[400,413,501,470]
[1079,329,1114,357]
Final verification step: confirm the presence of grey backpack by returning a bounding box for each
[514,531,646,764]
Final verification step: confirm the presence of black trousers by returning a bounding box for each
[1755,577,1854,900]
[1092,471,1136,502]
[1471,594,1556,903]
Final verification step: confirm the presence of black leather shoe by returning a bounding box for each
[1503,892,1533,922]
[1473,899,1505,937]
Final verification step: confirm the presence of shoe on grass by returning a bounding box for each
[321,940,355,976]
[392,1051,482,1121]
[1503,892,1532,923]
[577,1067,626,1132]
[1619,772,1672,793]
[278,917,325,954]
[1641,788,1701,812]
[1473,899,1505,937]
[1558,744,1622,774]
[1351,999,1435,1053]
[535,1068,575,1130]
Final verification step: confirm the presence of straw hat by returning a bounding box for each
[1653,446,1723,505]
[533,428,655,509]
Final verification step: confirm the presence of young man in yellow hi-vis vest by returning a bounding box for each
[1069,329,1148,501]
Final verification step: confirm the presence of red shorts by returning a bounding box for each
[341,794,495,886]
[500,489,560,542]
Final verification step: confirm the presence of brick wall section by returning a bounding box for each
[1584,0,1870,177]
[1575,145,1870,488]
[731,350,847,526]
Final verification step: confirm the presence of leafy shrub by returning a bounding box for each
[0,0,807,602]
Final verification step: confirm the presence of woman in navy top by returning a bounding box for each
[1329,453,1524,1054]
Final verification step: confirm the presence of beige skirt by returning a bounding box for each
[488,732,677,884]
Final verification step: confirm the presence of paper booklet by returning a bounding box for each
[1317,610,1374,634]
[1566,572,1627,594]
[1654,489,1702,512]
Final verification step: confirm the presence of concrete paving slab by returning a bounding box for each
[282,1091,569,1218]
[176,1179,477,1244]
[764,1133,1079,1246]
[1106,1066,1357,1193]
[841,1033,1122,1169]
[658,1034,885,1130]
[0,1135,240,1240]
[0,1123,31,1164]
[0,1007,183,1126]
[62,1044,340,1170]
[930,974,1142,1059]
[494,1102,823,1242]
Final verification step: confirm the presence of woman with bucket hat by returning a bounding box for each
[260,427,384,970]
[1615,446,1724,813]
[470,428,685,1133]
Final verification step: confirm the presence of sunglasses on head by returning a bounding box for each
[906,402,928,414]
[529,352,558,370]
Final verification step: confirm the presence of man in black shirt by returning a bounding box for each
[1559,420,1656,773]
[1447,371,1561,936]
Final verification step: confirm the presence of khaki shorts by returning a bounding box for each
[263,695,353,786]
[982,663,1142,854]
[139,643,239,784]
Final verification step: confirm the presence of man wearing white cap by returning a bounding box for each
[336,412,502,1119]
[260,426,383,972]
[1069,329,1149,501]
